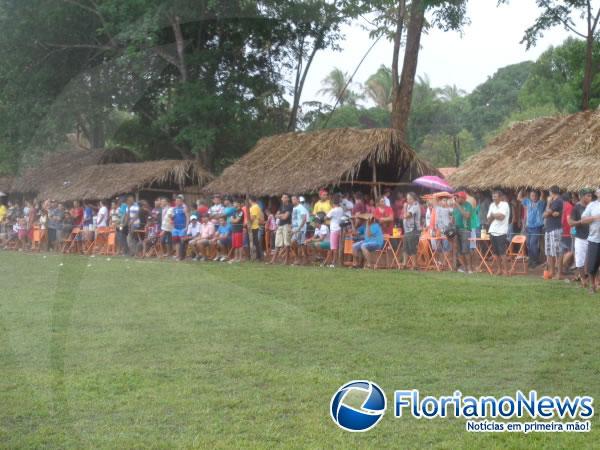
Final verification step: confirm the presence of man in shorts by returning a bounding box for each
[271,194,293,265]
[581,188,600,293]
[291,195,309,265]
[543,185,564,280]
[486,190,510,276]
[569,188,593,287]
[452,191,473,273]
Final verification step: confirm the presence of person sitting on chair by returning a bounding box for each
[352,213,384,269]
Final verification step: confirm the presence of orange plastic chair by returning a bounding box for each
[31,227,46,252]
[342,237,354,267]
[507,235,528,275]
[374,236,401,269]
[103,228,117,256]
[61,227,81,253]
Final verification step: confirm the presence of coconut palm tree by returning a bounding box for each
[364,65,393,110]
[438,84,466,102]
[318,68,360,106]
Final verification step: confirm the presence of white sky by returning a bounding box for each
[301,0,586,105]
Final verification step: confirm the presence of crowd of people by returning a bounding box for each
[1,185,600,292]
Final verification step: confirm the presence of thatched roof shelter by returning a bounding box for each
[12,147,139,194]
[449,111,600,192]
[204,128,440,196]
[37,160,214,202]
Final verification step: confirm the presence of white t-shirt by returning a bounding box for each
[161,206,174,232]
[96,206,108,227]
[384,196,391,208]
[487,201,510,236]
[327,206,345,232]
[316,224,329,240]
[186,222,201,238]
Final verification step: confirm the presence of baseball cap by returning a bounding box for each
[190,214,198,220]
[176,194,184,200]
[455,191,468,200]
[299,196,306,203]
[580,188,594,196]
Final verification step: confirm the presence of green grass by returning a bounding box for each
[0,251,599,449]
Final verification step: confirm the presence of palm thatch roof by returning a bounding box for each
[438,167,458,179]
[449,111,600,192]
[37,160,214,202]
[12,147,139,194]
[204,128,440,196]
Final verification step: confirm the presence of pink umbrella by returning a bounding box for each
[413,176,454,192]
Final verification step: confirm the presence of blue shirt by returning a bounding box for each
[364,223,384,248]
[217,223,232,237]
[173,205,187,230]
[292,204,309,232]
[522,198,546,228]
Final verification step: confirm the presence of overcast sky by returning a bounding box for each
[301,0,586,105]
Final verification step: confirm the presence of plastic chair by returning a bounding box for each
[342,237,354,267]
[61,227,81,253]
[102,228,117,256]
[507,235,528,275]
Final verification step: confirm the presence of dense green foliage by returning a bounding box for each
[0,0,598,175]
[1,252,600,448]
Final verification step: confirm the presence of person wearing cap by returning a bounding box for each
[580,188,600,293]
[518,189,546,267]
[177,212,201,260]
[452,191,473,273]
[291,195,309,265]
[543,185,564,279]
[313,189,332,216]
[569,188,593,287]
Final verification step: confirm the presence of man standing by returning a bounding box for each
[291,195,309,265]
[519,190,546,267]
[581,188,600,293]
[543,186,564,280]
[487,190,510,276]
[569,188,593,287]
[452,192,473,273]
[271,194,293,265]
[249,196,264,261]
[313,189,332,216]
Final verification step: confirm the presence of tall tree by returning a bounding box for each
[501,0,600,111]
[388,0,469,139]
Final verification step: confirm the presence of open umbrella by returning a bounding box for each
[413,176,454,193]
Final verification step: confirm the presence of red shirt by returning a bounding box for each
[374,206,394,235]
[70,207,83,226]
[197,205,209,217]
[562,201,573,237]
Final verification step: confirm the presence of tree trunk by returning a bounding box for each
[170,15,188,82]
[90,120,105,149]
[391,0,425,140]
[391,0,406,100]
[453,135,460,167]
[287,37,320,132]
[583,33,593,111]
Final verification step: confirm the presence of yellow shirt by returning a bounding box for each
[249,204,262,230]
[313,200,332,216]
[0,204,6,222]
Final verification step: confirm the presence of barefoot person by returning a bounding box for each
[543,186,564,279]
[487,190,510,276]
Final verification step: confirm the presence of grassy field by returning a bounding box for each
[0,251,599,449]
